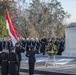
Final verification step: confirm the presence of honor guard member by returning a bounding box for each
[0,40,2,51]
[40,37,47,55]
[15,42,25,75]
[26,39,30,57]
[0,51,2,65]
[0,47,8,75]
[8,47,18,75]
[7,39,13,52]
[58,38,65,55]
[26,45,36,75]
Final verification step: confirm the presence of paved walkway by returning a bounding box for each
[0,54,76,75]
[20,54,76,75]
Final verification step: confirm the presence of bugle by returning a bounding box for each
[19,45,26,51]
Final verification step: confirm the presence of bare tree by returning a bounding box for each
[6,0,70,38]
[26,0,70,38]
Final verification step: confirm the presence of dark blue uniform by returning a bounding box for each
[0,52,8,75]
[40,38,47,55]
[0,41,2,51]
[2,40,6,48]
[26,46,36,75]
[7,40,13,52]
[8,52,18,75]
[26,41,31,57]
[15,43,25,75]
[57,39,65,55]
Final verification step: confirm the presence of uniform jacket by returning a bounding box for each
[27,50,36,63]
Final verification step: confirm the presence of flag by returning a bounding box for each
[6,10,18,46]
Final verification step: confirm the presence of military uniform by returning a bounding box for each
[8,51,18,75]
[59,39,65,55]
[15,43,25,75]
[7,40,13,52]
[0,51,8,75]
[0,40,2,51]
[26,46,36,75]
[26,40,30,57]
[40,38,47,55]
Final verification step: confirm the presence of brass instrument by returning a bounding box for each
[19,44,26,51]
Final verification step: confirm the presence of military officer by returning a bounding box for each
[26,45,36,75]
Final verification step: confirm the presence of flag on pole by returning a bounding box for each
[5,10,18,46]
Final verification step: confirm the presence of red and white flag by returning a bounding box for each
[6,10,18,46]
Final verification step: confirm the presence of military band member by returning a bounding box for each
[26,40,31,57]
[15,42,25,75]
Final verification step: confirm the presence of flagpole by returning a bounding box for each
[5,10,9,49]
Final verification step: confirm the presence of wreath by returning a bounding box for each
[46,43,58,56]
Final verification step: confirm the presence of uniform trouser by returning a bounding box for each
[17,61,21,75]
[1,62,8,75]
[29,62,35,75]
[8,63,18,75]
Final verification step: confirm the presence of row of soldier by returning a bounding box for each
[0,37,65,55]
[0,37,65,75]
[0,43,25,75]
[0,42,39,75]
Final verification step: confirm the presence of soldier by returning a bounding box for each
[59,38,65,55]
[2,39,6,48]
[0,40,2,51]
[0,47,8,75]
[7,39,13,52]
[26,39,31,57]
[15,42,25,75]
[8,47,18,75]
[26,45,36,75]
[40,37,47,55]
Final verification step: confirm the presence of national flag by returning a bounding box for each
[5,10,18,46]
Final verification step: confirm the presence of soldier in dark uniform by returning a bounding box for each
[26,40,30,57]
[35,40,40,53]
[0,56,1,65]
[0,47,8,75]
[21,39,26,48]
[0,40,2,51]
[7,39,13,52]
[40,37,47,55]
[0,39,2,65]
[8,47,18,75]
[2,39,8,50]
[2,39,6,48]
[26,45,36,75]
[15,42,25,75]
[59,38,65,55]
